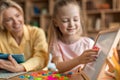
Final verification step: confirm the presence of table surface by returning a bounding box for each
[0,70,83,80]
[0,70,115,80]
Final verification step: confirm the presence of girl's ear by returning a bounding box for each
[53,19,59,27]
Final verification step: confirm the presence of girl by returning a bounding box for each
[48,0,98,73]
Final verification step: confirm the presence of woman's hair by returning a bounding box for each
[48,0,86,53]
[0,0,23,30]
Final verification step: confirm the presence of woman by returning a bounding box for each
[0,0,48,72]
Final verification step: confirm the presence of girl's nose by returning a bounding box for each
[69,20,74,27]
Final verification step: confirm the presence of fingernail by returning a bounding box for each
[93,46,99,50]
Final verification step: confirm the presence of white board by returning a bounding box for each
[83,28,120,80]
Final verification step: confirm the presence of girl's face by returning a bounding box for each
[55,4,82,37]
[3,7,24,36]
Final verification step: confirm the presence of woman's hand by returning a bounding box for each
[0,55,25,72]
[79,49,99,64]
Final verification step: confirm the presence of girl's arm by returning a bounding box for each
[53,49,98,73]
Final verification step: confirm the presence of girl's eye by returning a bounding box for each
[61,19,69,23]
[74,18,79,22]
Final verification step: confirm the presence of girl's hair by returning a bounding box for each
[48,0,86,53]
[0,0,23,30]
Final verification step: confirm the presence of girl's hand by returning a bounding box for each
[79,49,98,64]
[0,55,25,72]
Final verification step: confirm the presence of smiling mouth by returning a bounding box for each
[67,28,76,31]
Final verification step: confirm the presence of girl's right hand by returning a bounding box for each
[79,49,99,64]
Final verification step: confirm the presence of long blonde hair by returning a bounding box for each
[48,0,86,53]
[0,0,23,30]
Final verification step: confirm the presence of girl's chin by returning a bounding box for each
[68,32,77,35]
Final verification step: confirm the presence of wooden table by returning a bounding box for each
[8,74,82,80]
[0,71,83,80]
[0,70,115,80]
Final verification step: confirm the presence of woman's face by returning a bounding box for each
[55,4,82,37]
[3,7,24,35]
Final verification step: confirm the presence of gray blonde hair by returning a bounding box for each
[0,0,23,30]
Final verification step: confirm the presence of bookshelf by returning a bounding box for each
[26,0,49,27]
[82,0,120,39]
[14,0,50,27]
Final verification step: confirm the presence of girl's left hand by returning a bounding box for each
[0,55,25,72]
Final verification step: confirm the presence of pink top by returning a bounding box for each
[52,37,94,72]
